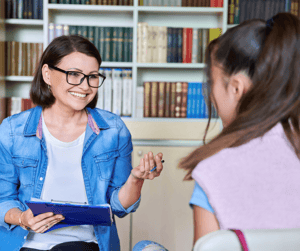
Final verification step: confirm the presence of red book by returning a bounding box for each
[210,0,217,7]
[186,28,193,63]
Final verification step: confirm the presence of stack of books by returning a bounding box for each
[139,0,223,6]
[5,42,43,76]
[137,23,222,63]
[49,24,133,62]
[0,97,35,124]
[49,0,133,5]
[143,82,218,119]
[97,68,133,117]
[228,0,297,25]
[5,0,43,19]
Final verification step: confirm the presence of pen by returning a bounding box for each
[150,160,165,172]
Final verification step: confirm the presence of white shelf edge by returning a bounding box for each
[5,76,34,81]
[48,4,135,11]
[137,63,206,69]
[4,19,44,25]
[100,62,133,68]
[137,6,224,13]
[227,24,238,28]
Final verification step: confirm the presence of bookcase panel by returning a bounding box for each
[50,10,134,27]
[5,26,43,42]
[137,68,206,86]
[138,12,222,28]
[5,82,31,98]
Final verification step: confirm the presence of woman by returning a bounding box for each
[0,35,163,251]
[134,12,300,250]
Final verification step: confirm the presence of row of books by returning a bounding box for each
[49,24,133,62]
[228,0,298,25]
[139,0,223,6]
[137,23,222,63]
[97,68,133,117]
[0,97,35,124]
[143,81,218,118]
[5,0,43,19]
[5,42,43,76]
[49,0,133,4]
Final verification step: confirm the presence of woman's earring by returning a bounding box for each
[48,85,51,90]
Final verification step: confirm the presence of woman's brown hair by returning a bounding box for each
[179,13,300,180]
[30,35,102,109]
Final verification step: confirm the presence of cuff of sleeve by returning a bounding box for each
[0,200,25,230]
[110,188,141,217]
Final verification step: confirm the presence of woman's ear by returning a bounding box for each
[228,72,252,102]
[42,64,51,86]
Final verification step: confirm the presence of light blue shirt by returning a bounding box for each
[189,182,214,213]
[0,106,140,251]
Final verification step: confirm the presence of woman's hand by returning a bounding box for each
[131,152,164,181]
[20,209,64,233]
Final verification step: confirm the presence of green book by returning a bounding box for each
[82,26,88,38]
[104,27,111,62]
[129,27,133,62]
[111,27,118,62]
[87,26,94,45]
[77,26,83,37]
[117,27,124,62]
[94,26,100,53]
[69,26,78,35]
[99,27,105,61]
[65,0,71,3]
[123,27,129,62]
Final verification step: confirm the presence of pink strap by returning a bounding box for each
[231,229,249,251]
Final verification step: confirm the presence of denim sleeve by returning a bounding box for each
[0,118,25,230]
[108,118,140,218]
[189,181,214,213]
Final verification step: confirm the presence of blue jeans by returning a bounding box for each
[133,241,168,251]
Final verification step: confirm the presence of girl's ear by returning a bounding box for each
[42,64,52,86]
[228,72,252,102]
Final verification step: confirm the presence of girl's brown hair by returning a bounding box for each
[30,35,102,109]
[179,13,300,180]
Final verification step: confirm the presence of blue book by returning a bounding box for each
[186,83,193,118]
[191,83,197,118]
[38,0,43,19]
[172,28,178,63]
[32,0,38,19]
[26,200,113,233]
[177,28,183,63]
[285,0,291,12]
[195,83,202,118]
[167,28,173,63]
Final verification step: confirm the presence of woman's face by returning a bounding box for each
[46,52,99,112]
[210,64,239,128]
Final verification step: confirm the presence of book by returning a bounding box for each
[157,26,167,63]
[48,23,55,44]
[174,82,182,118]
[186,28,193,63]
[137,23,143,63]
[103,68,112,112]
[141,23,149,63]
[165,82,171,117]
[99,27,105,61]
[209,28,222,43]
[26,200,113,233]
[182,28,187,63]
[186,83,192,118]
[63,25,69,36]
[181,82,188,118]
[122,69,132,117]
[136,86,144,118]
[69,26,77,35]
[111,27,118,62]
[147,26,154,63]
[123,27,130,62]
[96,68,104,110]
[129,28,133,62]
[158,82,165,117]
[143,82,151,117]
[170,82,176,117]
[202,29,209,63]
[192,28,198,63]
[104,27,111,62]
[117,27,124,62]
[112,68,123,116]
[150,82,158,117]
[0,98,6,124]
[55,24,63,38]
[26,43,31,76]
[177,28,183,63]
[87,26,94,45]
[167,27,173,63]
[18,0,23,19]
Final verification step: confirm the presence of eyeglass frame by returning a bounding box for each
[48,64,106,88]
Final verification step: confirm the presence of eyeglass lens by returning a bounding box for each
[67,72,103,87]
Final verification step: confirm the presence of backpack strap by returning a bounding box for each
[231,229,249,251]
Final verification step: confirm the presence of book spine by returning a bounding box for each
[136,86,144,118]
[129,28,133,62]
[186,83,192,118]
[87,26,95,45]
[63,25,69,35]
[177,28,183,63]
[111,27,118,62]
[104,68,112,112]
[26,43,31,76]
[156,27,164,63]
[31,43,36,76]
[175,82,182,118]
[11,41,16,76]
[191,83,197,118]
[96,68,104,109]
[55,24,63,38]
[5,42,11,76]
[94,26,100,52]
[182,28,187,63]
[18,0,23,19]
[150,82,158,117]
[144,82,151,117]
[27,0,33,19]
[172,28,178,63]
[170,82,176,117]
[15,42,21,76]
[234,0,240,24]
[147,26,153,63]
[164,82,171,117]
[122,69,132,116]
[192,28,198,63]
[5,0,12,18]
[48,23,55,44]
[141,23,148,63]
[12,0,17,18]
[167,27,172,63]
[202,29,208,63]
[123,27,129,62]
[137,23,143,63]
[112,68,122,116]
[117,27,124,62]
[181,82,188,118]
[99,27,105,61]
[69,26,77,35]
[158,82,165,117]
[104,27,112,62]
[186,28,193,63]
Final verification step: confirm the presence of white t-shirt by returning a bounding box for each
[22,114,97,250]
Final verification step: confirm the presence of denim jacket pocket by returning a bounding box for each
[94,150,120,181]
[12,156,38,187]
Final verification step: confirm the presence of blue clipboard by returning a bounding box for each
[25,200,113,232]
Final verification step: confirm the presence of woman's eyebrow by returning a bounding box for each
[67,68,99,74]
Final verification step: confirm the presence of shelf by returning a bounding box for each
[48,4,134,12]
[136,63,206,69]
[5,76,34,81]
[227,24,238,29]
[137,6,224,13]
[100,62,133,68]
[4,19,44,26]
[122,117,219,122]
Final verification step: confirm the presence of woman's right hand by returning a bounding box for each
[20,209,64,233]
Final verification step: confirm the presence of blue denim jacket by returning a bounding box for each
[0,106,140,251]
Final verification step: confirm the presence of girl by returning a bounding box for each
[133,12,300,251]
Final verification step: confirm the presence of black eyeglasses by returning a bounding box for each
[48,65,106,88]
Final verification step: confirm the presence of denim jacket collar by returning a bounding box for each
[23,106,110,139]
